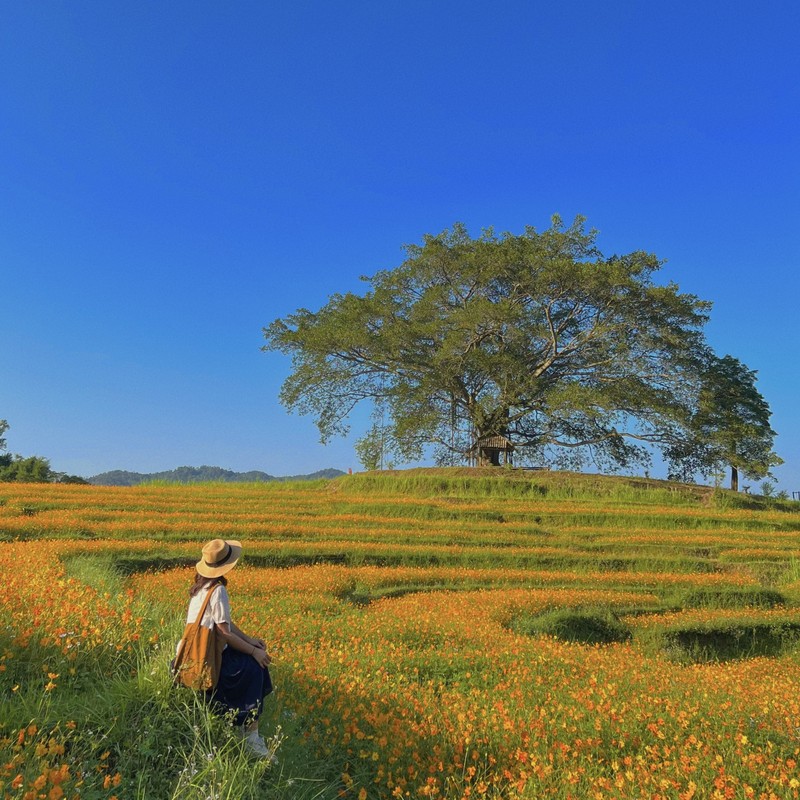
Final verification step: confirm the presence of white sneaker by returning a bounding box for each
[243,731,277,763]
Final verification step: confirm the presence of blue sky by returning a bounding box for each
[1,2,798,488]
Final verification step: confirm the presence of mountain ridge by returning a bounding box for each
[88,465,346,486]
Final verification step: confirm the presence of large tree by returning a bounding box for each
[263,217,772,475]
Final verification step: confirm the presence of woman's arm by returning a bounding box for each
[230,621,266,651]
[216,621,271,668]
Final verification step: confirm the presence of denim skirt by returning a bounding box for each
[207,647,273,726]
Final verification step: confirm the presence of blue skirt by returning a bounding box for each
[206,647,273,726]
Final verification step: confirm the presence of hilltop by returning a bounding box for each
[88,464,346,486]
[341,466,721,503]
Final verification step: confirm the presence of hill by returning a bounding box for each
[88,464,345,486]
[3,467,800,799]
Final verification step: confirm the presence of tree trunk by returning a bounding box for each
[730,465,739,492]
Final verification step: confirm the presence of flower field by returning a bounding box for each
[1,470,800,799]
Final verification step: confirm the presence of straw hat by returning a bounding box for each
[196,538,242,578]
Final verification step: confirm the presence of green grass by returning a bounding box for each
[342,469,718,505]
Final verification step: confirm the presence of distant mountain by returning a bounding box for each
[88,465,346,486]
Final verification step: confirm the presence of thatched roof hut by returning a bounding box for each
[472,434,515,466]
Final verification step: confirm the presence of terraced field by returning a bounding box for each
[2,470,799,799]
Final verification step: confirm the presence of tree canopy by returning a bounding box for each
[666,355,781,490]
[263,216,778,482]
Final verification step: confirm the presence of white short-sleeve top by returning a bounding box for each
[186,583,232,631]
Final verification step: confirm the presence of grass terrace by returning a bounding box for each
[1,469,799,799]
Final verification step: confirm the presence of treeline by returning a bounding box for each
[0,420,88,484]
[89,466,346,486]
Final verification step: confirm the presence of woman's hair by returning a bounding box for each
[189,572,228,597]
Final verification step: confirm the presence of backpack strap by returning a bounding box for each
[191,583,220,630]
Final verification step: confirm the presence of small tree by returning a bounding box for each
[671,355,781,491]
[57,473,90,485]
[353,425,384,471]
[0,420,10,469]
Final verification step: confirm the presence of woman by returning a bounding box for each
[187,538,274,758]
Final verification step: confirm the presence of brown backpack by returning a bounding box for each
[172,584,226,691]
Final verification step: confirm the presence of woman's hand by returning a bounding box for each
[251,646,272,668]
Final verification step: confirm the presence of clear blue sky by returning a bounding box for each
[2,1,798,488]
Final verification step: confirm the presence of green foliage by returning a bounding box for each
[264,216,721,471]
[0,454,55,483]
[57,473,90,484]
[353,425,384,471]
[669,354,781,489]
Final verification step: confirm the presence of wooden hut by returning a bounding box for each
[473,434,515,466]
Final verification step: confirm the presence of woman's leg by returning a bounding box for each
[214,649,274,756]
[241,716,259,735]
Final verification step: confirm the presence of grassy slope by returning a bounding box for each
[2,469,800,799]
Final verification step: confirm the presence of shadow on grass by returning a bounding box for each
[510,608,633,645]
[661,622,800,663]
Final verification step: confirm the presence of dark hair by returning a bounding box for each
[189,572,228,598]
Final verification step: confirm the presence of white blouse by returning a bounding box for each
[186,583,232,631]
